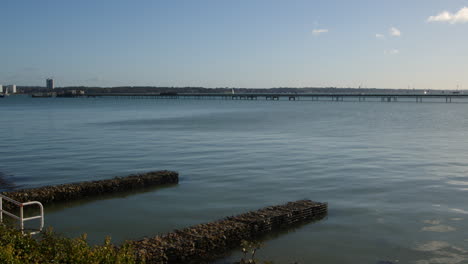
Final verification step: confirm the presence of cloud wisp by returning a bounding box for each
[384,49,400,55]
[312,29,329,36]
[375,33,385,39]
[428,7,468,24]
[389,27,401,37]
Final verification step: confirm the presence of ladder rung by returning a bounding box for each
[23,215,43,221]
[1,210,21,220]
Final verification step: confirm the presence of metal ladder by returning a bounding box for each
[0,194,44,235]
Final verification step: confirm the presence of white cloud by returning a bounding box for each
[312,29,329,36]
[428,7,468,24]
[375,33,385,39]
[384,49,399,55]
[389,27,401,37]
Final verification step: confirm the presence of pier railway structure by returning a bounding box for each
[84,92,468,103]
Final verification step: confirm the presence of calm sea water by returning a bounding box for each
[2,95,468,264]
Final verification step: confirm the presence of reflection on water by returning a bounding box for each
[450,208,468,215]
[44,183,178,214]
[415,220,468,264]
[415,241,468,264]
[422,225,456,232]
[0,171,15,191]
[415,241,452,252]
[422,220,441,225]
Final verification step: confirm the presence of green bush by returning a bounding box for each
[0,225,142,264]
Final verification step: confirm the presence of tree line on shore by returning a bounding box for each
[17,86,446,95]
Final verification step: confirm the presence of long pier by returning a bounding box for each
[85,92,468,103]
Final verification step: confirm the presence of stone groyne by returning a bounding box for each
[133,199,327,264]
[1,170,178,209]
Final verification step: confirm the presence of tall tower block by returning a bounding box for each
[6,85,16,94]
[46,78,54,89]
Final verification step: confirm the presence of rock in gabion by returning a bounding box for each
[1,171,178,210]
[132,200,327,264]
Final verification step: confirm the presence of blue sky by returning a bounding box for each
[1,0,468,89]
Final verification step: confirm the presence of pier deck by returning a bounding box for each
[84,92,468,103]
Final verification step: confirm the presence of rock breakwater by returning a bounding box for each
[133,199,327,264]
[1,171,178,209]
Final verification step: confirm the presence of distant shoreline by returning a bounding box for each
[14,86,464,95]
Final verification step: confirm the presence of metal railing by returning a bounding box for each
[0,194,44,235]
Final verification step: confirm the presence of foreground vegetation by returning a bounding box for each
[1,225,298,264]
[0,225,140,264]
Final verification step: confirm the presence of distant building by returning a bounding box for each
[5,85,16,94]
[46,78,54,89]
[0,85,3,94]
